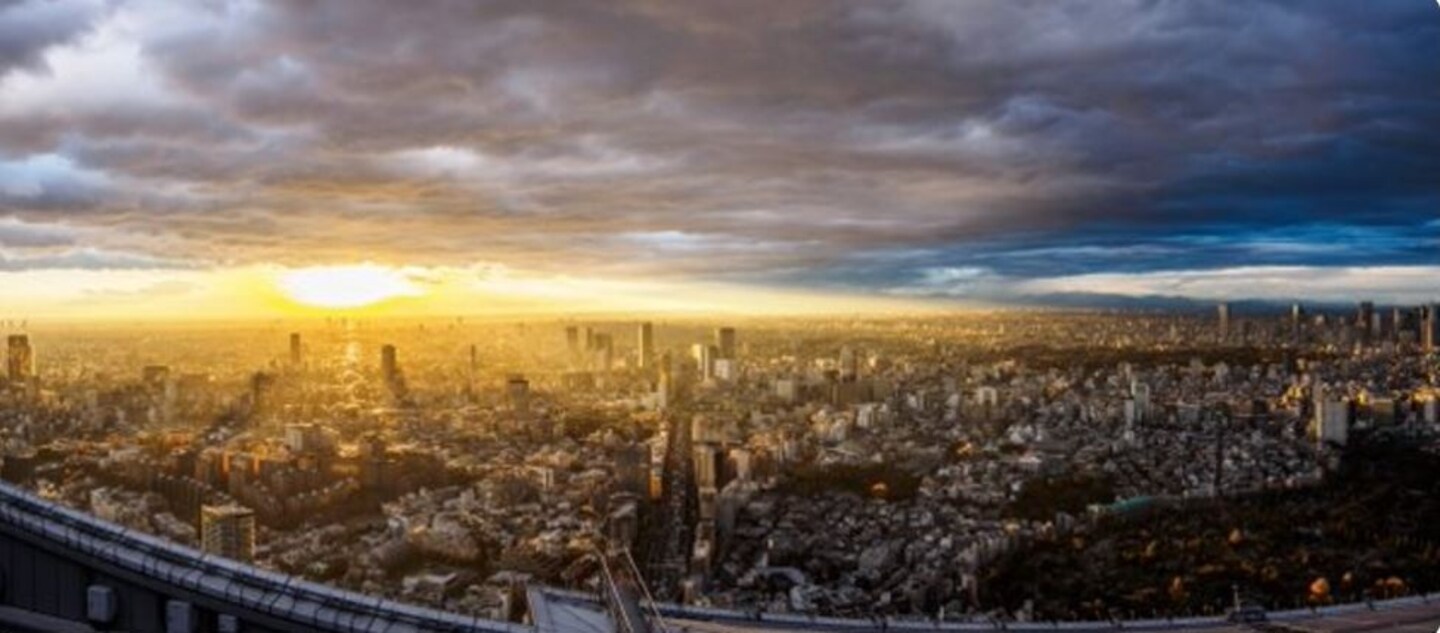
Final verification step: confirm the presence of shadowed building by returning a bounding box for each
[507,374,531,416]
[289,332,302,366]
[714,327,736,360]
[7,334,34,384]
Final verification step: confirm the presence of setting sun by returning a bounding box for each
[277,265,421,309]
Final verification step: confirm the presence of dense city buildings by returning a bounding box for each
[0,304,1436,624]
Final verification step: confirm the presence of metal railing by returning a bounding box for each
[0,482,530,633]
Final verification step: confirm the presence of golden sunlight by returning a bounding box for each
[277,265,422,309]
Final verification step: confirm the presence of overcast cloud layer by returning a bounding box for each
[0,0,1436,306]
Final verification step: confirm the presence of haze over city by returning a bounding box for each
[0,3,1437,633]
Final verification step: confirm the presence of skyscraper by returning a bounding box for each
[1357,301,1375,340]
[656,351,675,410]
[592,333,613,372]
[1311,388,1350,448]
[1423,304,1438,353]
[249,371,275,411]
[507,374,530,415]
[1290,303,1303,342]
[715,327,736,360]
[1130,379,1151,423]
[565,326,579,355]
[637,322,655,370]
[289,332,302,366]
[615,444,650,497]
[380,344,399,385]
[693,343,716,381]
[838,346,858,383]
[201,504,256,563]
[6,334,34,384]
[693,444,721,491]
[1216,303,1230,341]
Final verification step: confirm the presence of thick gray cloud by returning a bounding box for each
[0,215,74,247]
[0,0,1435,302]
[0,0,108,73]
[0,246,185,271]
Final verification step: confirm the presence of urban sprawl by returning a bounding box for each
[1,302,1437,622]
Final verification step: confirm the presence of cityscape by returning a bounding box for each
[0,1,1438,632]
[0,307,1438,628]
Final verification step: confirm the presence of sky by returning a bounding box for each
[0,0,1436,319]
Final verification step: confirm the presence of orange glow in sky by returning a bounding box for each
[277,265,422,309]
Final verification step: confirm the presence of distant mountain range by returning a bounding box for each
[1002,292,1368,314]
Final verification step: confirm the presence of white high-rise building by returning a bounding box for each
[713,358,736,382]
[1129,380,1151,422]
[692,343,716,381]
[1310,389,1350,448]
[975,386,999,408]
[775,377,799,403]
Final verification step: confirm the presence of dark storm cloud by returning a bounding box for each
[0,0,1434,299]
[0,0,107,73]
